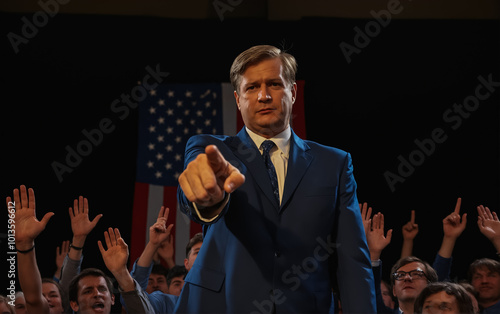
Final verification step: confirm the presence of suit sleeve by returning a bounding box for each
[334,152,377,313]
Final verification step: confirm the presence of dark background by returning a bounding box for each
[1,0,499,302]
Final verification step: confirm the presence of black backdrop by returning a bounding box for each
[1,11,499,298]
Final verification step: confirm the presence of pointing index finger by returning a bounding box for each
[454,197,462,214]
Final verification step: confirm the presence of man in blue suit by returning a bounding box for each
[176,44,376,313]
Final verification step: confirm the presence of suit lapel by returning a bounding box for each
[229,129,280,208]
[280,131,313,213]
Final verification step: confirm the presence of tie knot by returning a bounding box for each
[261,140,275,154]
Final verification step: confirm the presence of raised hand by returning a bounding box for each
[178,145,245,208]
[359,202,373,236]
[477,205,500,244]
[6,185,54,249]
[149,206,174,246]
[54,240,70,279]
[367,213,393,261]
[157,233,175,269]
[401,210,418,258]
[69,196,103,240]
[98,227,129,274]
[442,197,467,239]
[402,210,419,241]
[438,197,467,259]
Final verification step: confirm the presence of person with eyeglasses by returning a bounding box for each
[389,256,439,314]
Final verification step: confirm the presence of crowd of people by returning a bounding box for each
[2,185,499,313]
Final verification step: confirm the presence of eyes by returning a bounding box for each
[246,82,283,92]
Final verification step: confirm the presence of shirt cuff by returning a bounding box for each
[192,192,230,223]
[371,259,381,267]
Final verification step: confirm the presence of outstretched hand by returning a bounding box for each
[69,196,102,239]
[178,145,245,207]
[6,185,54,249]
[477,205,500,243]
[359,202,372,236]
[98,227,129,274]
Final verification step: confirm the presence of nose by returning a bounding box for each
[258,85,271,102]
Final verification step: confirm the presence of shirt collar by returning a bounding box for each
[246,126,291,157]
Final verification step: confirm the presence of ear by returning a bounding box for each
[184,258,189,269]
[291,82,297,104]
[111,293,115,305]
[392,285,396,298]
[234,90,241,111]
[70,301,79,312]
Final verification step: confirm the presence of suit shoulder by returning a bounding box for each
[303,140,350,158]
[186,134,231,146]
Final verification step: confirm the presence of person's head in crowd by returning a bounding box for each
[413,282,475,314]
[146,264,169,294]
[458,282,479,313]
[468,258,500,310]
[184,232,203,271]
[68,268,115,314]
[166,265,188,296]
[391,256,438,310]
[381,279,396,309]
[42,278,67,313]
[0,295,15,314]
[14,291,27,314]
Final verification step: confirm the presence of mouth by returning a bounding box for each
[257,108,274,114]
[92,302,105,311]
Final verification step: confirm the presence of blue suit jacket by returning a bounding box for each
[175,128,376,313]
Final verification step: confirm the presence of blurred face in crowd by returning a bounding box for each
[234,57,297,138]
[381,281,395,309]
[70,276,115,314]
[15,292,27,314]
[42,282,64,313]
[471,266,500,307]
[184,242,202,271]
[167,276,185,297]
[147,273,168,294]
[393,262,429,303]
[421,291,460,314]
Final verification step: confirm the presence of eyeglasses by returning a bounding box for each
[392,269,428,281]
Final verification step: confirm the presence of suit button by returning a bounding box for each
[274,251,281,257]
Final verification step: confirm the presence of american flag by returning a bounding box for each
[130,81,306,267]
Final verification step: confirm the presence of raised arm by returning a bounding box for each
[367,212,393,261]
[53,240,69,281]
[401,210,418,258]
[438,197,467,258]
[7,185,54,314]
[59,196,102,293]
[477,205,500,253]
[99,228,154,313]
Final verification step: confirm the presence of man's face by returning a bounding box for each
[392,262,429,303]
[234,57,297,138]
[184,242,202,271]
[381,282,395,309]
[471,266,500,305]
[167,276,185,296]
[70,276,115,314]
[421,291,459,314]
[42,282,64,314]
[147,273,168,294]
[15,293,27,314]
